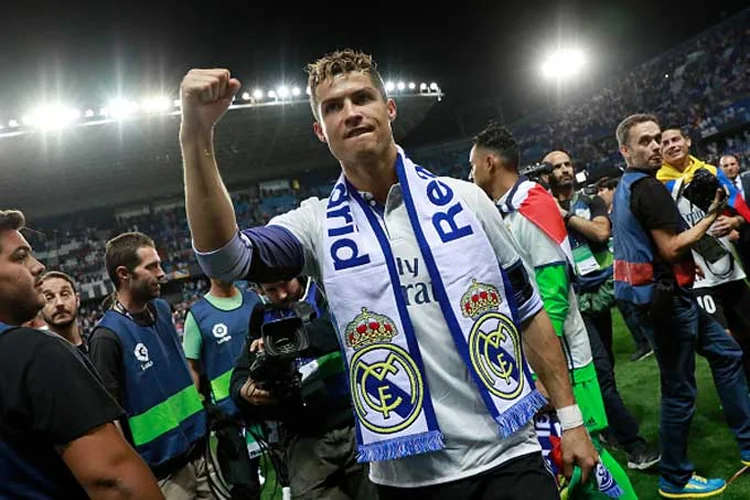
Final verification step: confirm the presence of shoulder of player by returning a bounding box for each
[439,176,487,209]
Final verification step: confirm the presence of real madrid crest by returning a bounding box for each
[462,280,524,400]
[346,308,424,434]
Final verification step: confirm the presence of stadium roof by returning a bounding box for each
[0,94,441,218]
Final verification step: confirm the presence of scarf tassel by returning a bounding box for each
[495,389,548,439]
[356,430,445,463]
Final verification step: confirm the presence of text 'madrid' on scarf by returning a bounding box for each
[322,147,546,463]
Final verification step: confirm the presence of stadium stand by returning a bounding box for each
[14,7,750,336]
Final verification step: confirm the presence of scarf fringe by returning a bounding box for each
[495,389,548,438]
[356,431,445,463]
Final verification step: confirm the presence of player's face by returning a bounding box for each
[0,230,46,325]
[468,145,493,195]
[720,156,740,180]
[41,277,79,329]
[127,246,166,301]
[621,121,662,170]
[313,72,397,166]
[547,152,575,188]
[260,279,303,307]
[661,129,690,166]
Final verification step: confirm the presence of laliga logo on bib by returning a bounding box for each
[462,280,524,400]
[134,342,149,362]
[346,308,424,435]
[212,323,231,344]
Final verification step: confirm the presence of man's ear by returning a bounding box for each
[313,121,327,144]
[386,98,397,122]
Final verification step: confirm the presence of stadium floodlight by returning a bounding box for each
[385,81,395,92]
[142,97,171,113]
[540,48,587,79]
[397,81,406,91]
[419,82,428,91]
[253,89,263,100]
[268,90,277,99]
[429,82,438,91]
[277,86,290,99]
[8,119,19,128]
[408,82,416,90]
[292,87,301,97]
[106,98,138,120]
[24,104,81,130]
[241,92,251,101]
[84,109,95,118]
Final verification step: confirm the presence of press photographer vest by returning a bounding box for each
[189,289,260,416]
[568,194,613,292]
[613,171,695,305]
[97,299,206,468]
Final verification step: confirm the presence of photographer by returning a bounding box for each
[230,276,376,500]
[612,114,750,498]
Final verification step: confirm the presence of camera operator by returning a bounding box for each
[230,276,377,500]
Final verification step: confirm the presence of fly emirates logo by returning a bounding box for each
[396,256,438,306]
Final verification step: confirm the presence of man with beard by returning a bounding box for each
[545,151,620,365]
[89,232,213,499]
[0,211,163,499]
[613,114,750,498]
[41,271,88,355]
[657,127,750,384]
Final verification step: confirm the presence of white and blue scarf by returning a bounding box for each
[322,148,545,462]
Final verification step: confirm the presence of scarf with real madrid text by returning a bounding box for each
[322,147,545,462]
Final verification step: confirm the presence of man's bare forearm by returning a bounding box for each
[181,130,238,252]
[567,216,610,243]
[522,309,575,409]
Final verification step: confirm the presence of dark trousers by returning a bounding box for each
[640,294,750,486]
[582,310,643,452]
[616,299,653,351]
[377,452,557,500]
[286,424,376,500]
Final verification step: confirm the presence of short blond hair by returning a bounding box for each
[306,49,387,121]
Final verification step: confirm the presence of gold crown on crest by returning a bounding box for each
[345,308,398,350]
[461,280,501,319]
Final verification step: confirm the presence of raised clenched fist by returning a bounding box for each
[179,69,242,136]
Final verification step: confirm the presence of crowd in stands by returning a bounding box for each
[27,8,750,326]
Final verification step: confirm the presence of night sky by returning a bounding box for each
[0,0,747,141]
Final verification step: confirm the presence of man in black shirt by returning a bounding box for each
[0,209,163,499]
[613,114,750,499]
[89,232,213,499]
[40,270,89,355]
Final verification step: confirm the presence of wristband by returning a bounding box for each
[557,404,584,430]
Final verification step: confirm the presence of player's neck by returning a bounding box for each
[342,143,399,204]
[491,172,519,202]
[210,284,237,299]
[53,322,83,346]
[116,291,148,314]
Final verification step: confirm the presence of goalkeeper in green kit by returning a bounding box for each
[470,123,643,499]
